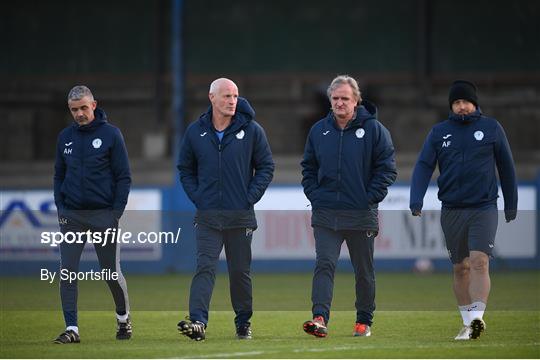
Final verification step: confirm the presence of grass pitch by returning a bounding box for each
[1,271,539,358]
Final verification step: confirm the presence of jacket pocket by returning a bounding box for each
[308,186,321,205]
[192,188,203,207]
[468,143,493,161]
[438,148,461,168]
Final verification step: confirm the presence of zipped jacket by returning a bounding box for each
[178,97,274,229]
[301,101,397,230]
[410,109,517,221]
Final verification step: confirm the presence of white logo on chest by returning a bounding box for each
[92,138,102,149]
[236,130,245,140]
[474,131,484,141]
[64,141,73,154]
[355,128,365,139]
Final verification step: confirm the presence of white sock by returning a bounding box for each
[66,326,79,334]
[116,312,129,322]
[468,301,486,320]
[458,305,472,326]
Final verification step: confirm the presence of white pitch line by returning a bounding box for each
[175,350,266,359]
[173,341,540,359]
[292,341,540,353]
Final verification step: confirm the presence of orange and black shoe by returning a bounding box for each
[353,323,371,337]
[303,315,328,338]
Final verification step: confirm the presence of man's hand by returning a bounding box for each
[505,209,517,223]
[411,209,422,217]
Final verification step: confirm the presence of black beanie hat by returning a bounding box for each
[448,80,478,109]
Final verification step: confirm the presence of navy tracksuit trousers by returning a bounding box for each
[59,212,130,327]
[189,224,253,328]
[311,226,376,325]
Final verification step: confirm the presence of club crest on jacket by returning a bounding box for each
[474,131,484,141]
[92,138,102,149]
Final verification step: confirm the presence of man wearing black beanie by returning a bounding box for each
[409,80,517,340]
[448,80,478,109]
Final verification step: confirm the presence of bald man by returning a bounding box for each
[177,78,274,341]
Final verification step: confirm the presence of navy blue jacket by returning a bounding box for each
[301,101,397,231]
[177,97,274,229]
[54,108,131,216]
[409,109,518,221]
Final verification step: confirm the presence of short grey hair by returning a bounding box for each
[327,75,361,101]
[209,78,237,94]
[67,85,94,102]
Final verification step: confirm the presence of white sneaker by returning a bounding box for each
[454,325,472,340]
[470,318,486,339]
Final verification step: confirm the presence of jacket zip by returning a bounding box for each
[80,130,86,205]
[218,141,223,231]
[458,117,466,193]
[335,129,345,230]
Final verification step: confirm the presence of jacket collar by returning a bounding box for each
[73,107,107,132]
[448,108,482,124]
[199,97,254,134]
[325,100,378,130]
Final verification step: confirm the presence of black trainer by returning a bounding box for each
[116,317,133,340]
[53,330,80,344]
[470,318,486,339]
[236,323,252,339]
[178,320,206,341]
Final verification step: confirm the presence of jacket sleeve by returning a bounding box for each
[300,127,319,200]
[111,128,132,216]
[366,123,397,204]
[53,134,66,211]
[177,129,200,205]
[494,122,518,221]
[409,129,437,212]
[247,123,274,205]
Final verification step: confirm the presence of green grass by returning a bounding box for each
[1,272,539,358]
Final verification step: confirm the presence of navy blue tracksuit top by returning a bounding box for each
[301,101,397,231]
[54,108,131,215]
[177,97,274,230]
[409,109,518,221]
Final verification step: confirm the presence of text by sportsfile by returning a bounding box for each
[41,268,119,283]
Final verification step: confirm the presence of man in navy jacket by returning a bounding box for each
[301,75,397,338]
[410,80,517,340]
[53,85,132,343]
[177,78,274,341]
